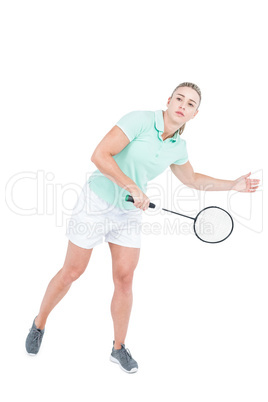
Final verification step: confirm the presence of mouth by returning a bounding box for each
[175,111,184,117]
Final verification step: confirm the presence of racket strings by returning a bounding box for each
[194,207,233,243]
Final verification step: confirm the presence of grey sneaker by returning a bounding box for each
[110,341,138,373]
[25,317,45,355]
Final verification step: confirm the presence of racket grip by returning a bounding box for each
[125,195,156,209]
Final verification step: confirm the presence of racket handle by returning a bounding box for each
[125,195,156,209]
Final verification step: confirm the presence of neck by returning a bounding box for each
[162,110,183,140]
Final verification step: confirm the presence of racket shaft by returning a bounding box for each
[125,195,194,219]
[162,208,195,220]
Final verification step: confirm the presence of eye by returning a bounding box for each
[176,97,182,101]
[189,103,194,107]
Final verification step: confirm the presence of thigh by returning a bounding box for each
[105,210,142,249]
[108,242,140,280]
[62,240,93,275]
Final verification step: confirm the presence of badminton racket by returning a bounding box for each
[125,195,234,244]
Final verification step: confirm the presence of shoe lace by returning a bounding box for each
[120,344,132,362]
[31,328,43,346]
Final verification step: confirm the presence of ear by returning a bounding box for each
[192,109,199,119]
[166,97,171,107]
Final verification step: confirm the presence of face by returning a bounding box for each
[166,86,200,126]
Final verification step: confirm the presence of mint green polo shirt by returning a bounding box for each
[88,110,188,210]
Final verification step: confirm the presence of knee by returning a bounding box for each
[61,263,87,285]
[113,265,136,291]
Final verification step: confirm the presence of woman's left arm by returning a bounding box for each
[170,161,260,192]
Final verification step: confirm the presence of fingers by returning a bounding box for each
[134,200,150,210]
[246,179,261,192]
[133,195,150,210]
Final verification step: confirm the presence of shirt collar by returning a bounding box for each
[154,110,179,142]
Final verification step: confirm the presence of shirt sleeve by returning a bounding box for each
[116,110,146,142]
[172,139,189,165]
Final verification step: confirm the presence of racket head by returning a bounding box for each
[193,206,234,244]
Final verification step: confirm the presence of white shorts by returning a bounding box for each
[66,182,143,249]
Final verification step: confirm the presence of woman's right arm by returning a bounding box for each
[91,125,150,210]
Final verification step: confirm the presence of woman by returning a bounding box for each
[25,82,260,373]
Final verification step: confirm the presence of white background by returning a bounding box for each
[1,0,267,401]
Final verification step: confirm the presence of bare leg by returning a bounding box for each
[108,242,140,349]
[35,241,93,330]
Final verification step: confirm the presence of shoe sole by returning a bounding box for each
[110,355,138,374]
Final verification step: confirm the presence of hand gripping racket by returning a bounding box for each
[125,195,234,244]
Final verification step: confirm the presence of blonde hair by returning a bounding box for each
[171,82,201,135]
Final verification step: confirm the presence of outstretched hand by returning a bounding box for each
[233,172,260,192]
